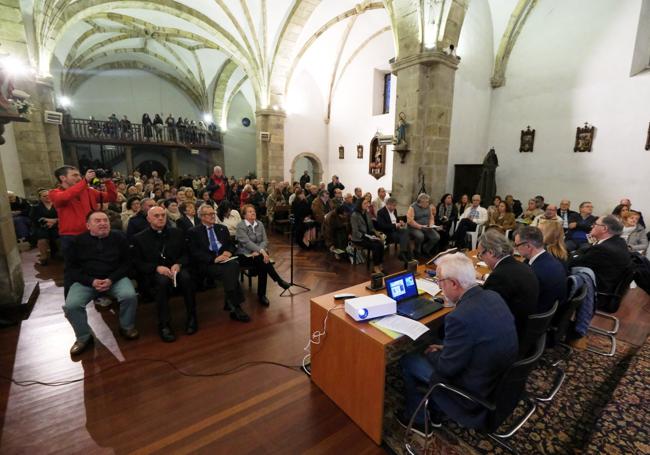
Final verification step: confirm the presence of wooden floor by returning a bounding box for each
[1,233,649,454]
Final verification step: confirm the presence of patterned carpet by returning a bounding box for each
[381,333,641,455]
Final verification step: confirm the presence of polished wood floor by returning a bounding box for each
[1,233,649,454]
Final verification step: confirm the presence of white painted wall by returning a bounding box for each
[0,124,25,197]
[486,0,650,218]
[447,0,495,193]
[223,92,256,178]
[67,69,200,122]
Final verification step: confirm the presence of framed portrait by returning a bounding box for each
[338,145,344,159]
[368,136,386,179]
[645,122,649,151]
[519,126,535,153]
[357,144,363,159]
[574,122,595,153]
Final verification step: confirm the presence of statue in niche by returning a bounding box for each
[395,111,408,148]
[476,148,499,206]
[368,137,385,179]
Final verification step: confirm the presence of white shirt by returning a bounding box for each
[244,219,258,231]
[460,206,488,225]
[528,250,545,266]
[388,209,397,225]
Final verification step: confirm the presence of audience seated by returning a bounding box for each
[331,188,344,209]
[452,194,487,249]
[327,175,345,199]
[518,198,543,225]
[8,190,31,241]
[505,194,523,217]
[235,204,291,306]
[487,200,516,233]
[342,193,355,214]
[126,198,156,241]
[350,198,384,273]
[311,190,333,225]
[63,211,139,355]
[292,189,317,249]
[266,186,287,224]
[29,189,59,265]
[215,200,242,237]
[322,206,350,256]
[164,198,182,223]
[376,197,411,262]
[133,207,196,342]
[621,211,648,253]
[611,204,629,220]
[558,199,577,232]
[539,221,569,267]
[306,185,319,206]
[455,194,469,217]
[566,201,597,252]
[188,204,250,322]
[372,187,387,216]
[531,204,562,228]
[515,226,567,313]
[619,198,645,227]
[176,201,200,234]
[407,193,440,258]
[478,229,539,340]
[435,193,458,236]
[121,196,141,231]
[398,253,518,435]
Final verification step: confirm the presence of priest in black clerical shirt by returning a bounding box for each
[133,206,197,342]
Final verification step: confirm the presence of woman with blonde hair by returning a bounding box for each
[183,187,197,205]
[539,221,568,264]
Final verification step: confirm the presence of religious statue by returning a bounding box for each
[476,148,499,206]
[395,111,408,147]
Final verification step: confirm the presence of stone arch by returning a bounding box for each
[289,152,323,186]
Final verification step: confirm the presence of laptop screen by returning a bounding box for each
[385,272,418,303]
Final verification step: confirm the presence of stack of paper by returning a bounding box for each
[416,278,440,297]
[374,315,430,340]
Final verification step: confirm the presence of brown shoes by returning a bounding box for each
[119,327,140,340]
[70,337,94,356]
[568,336,588,351]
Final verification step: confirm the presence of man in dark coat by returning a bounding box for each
[133,207,197,342]
[187,204,250,322]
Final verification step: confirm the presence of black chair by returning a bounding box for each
[587,264,634,356]
[518,300,558,359]
[405,335,546,455]
[536,280,587,402]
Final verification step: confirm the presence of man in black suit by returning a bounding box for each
[566,201,597,252]
[558,199,577,233]
[126,198,156,241]
[375,197,411,261]
[515,226,567,313]
[569,215,632,296]
[188,204,250,322]
[133,207,197,342]
[479,229,539,341]
[176,201,200,235]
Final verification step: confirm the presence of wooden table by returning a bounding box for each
[309,265,453,444]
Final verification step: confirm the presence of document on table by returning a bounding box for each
[374,315,430,341]
[416,278,440,297]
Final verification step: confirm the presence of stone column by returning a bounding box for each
[254,108,286,181]
[169,148,179,182]
[207,147,225,175]
[0,141,24,307]
[390,51,459,210]
[124,145,134,175]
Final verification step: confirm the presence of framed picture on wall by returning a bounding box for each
[338,145,344,159]
[519,126,535,152]
[645,122,650,151]
[574,122,595,153]
[357,144,363,159]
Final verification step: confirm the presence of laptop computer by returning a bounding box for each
[385,272,443,320]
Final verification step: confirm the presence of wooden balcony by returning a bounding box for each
[59,117,222,151]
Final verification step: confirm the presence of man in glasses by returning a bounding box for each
[397,253,517,435]
[452,194,488,249]
[188,204,250,322]
[514,226,567,314]
[133,206,197,342]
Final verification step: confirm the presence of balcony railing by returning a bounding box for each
[59,117,222,149]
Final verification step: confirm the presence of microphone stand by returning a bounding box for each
[280,214,310,296]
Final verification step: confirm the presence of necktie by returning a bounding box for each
[208,227,221,252]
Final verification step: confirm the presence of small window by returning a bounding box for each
[382,73,391,114]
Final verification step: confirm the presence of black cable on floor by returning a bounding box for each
[0,358,303,387]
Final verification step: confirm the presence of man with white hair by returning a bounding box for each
[397,253,518,436]
[206,165,229,204]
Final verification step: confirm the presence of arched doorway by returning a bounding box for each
[137,160,167,179]
[290,152,323,185]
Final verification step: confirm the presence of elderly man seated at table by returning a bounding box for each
[531,204,562,229]
[397,253,518,436]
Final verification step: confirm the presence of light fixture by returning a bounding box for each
[272,104,279,111]
[202,113,213,123]
[0,55,33,77]
[59,96,72,107]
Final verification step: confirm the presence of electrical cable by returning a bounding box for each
[302,304,345,376]
[0,358,302,387]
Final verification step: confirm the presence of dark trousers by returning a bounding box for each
[452,219,477,249]
[147,270,196,327]
[204,260,245,307]
[357,238,384,265]
[238,254,283,297]
[386,228,410,254]
[60,234,77,297]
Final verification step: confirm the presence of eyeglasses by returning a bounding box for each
[201,212,216,217]
[594,222,606,228]
[514,241,528,248]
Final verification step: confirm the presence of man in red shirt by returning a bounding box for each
[49,165,117,294]
[206,165,230,204]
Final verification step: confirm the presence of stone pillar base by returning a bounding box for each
[255,109,286,181]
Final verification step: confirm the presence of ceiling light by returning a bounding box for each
[59,96,72,107]
[203,113,213,123]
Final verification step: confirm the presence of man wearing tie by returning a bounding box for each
[188,204,250,322]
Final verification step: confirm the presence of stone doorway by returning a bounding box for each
[136,160,167,179]
[290,152,323,186]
